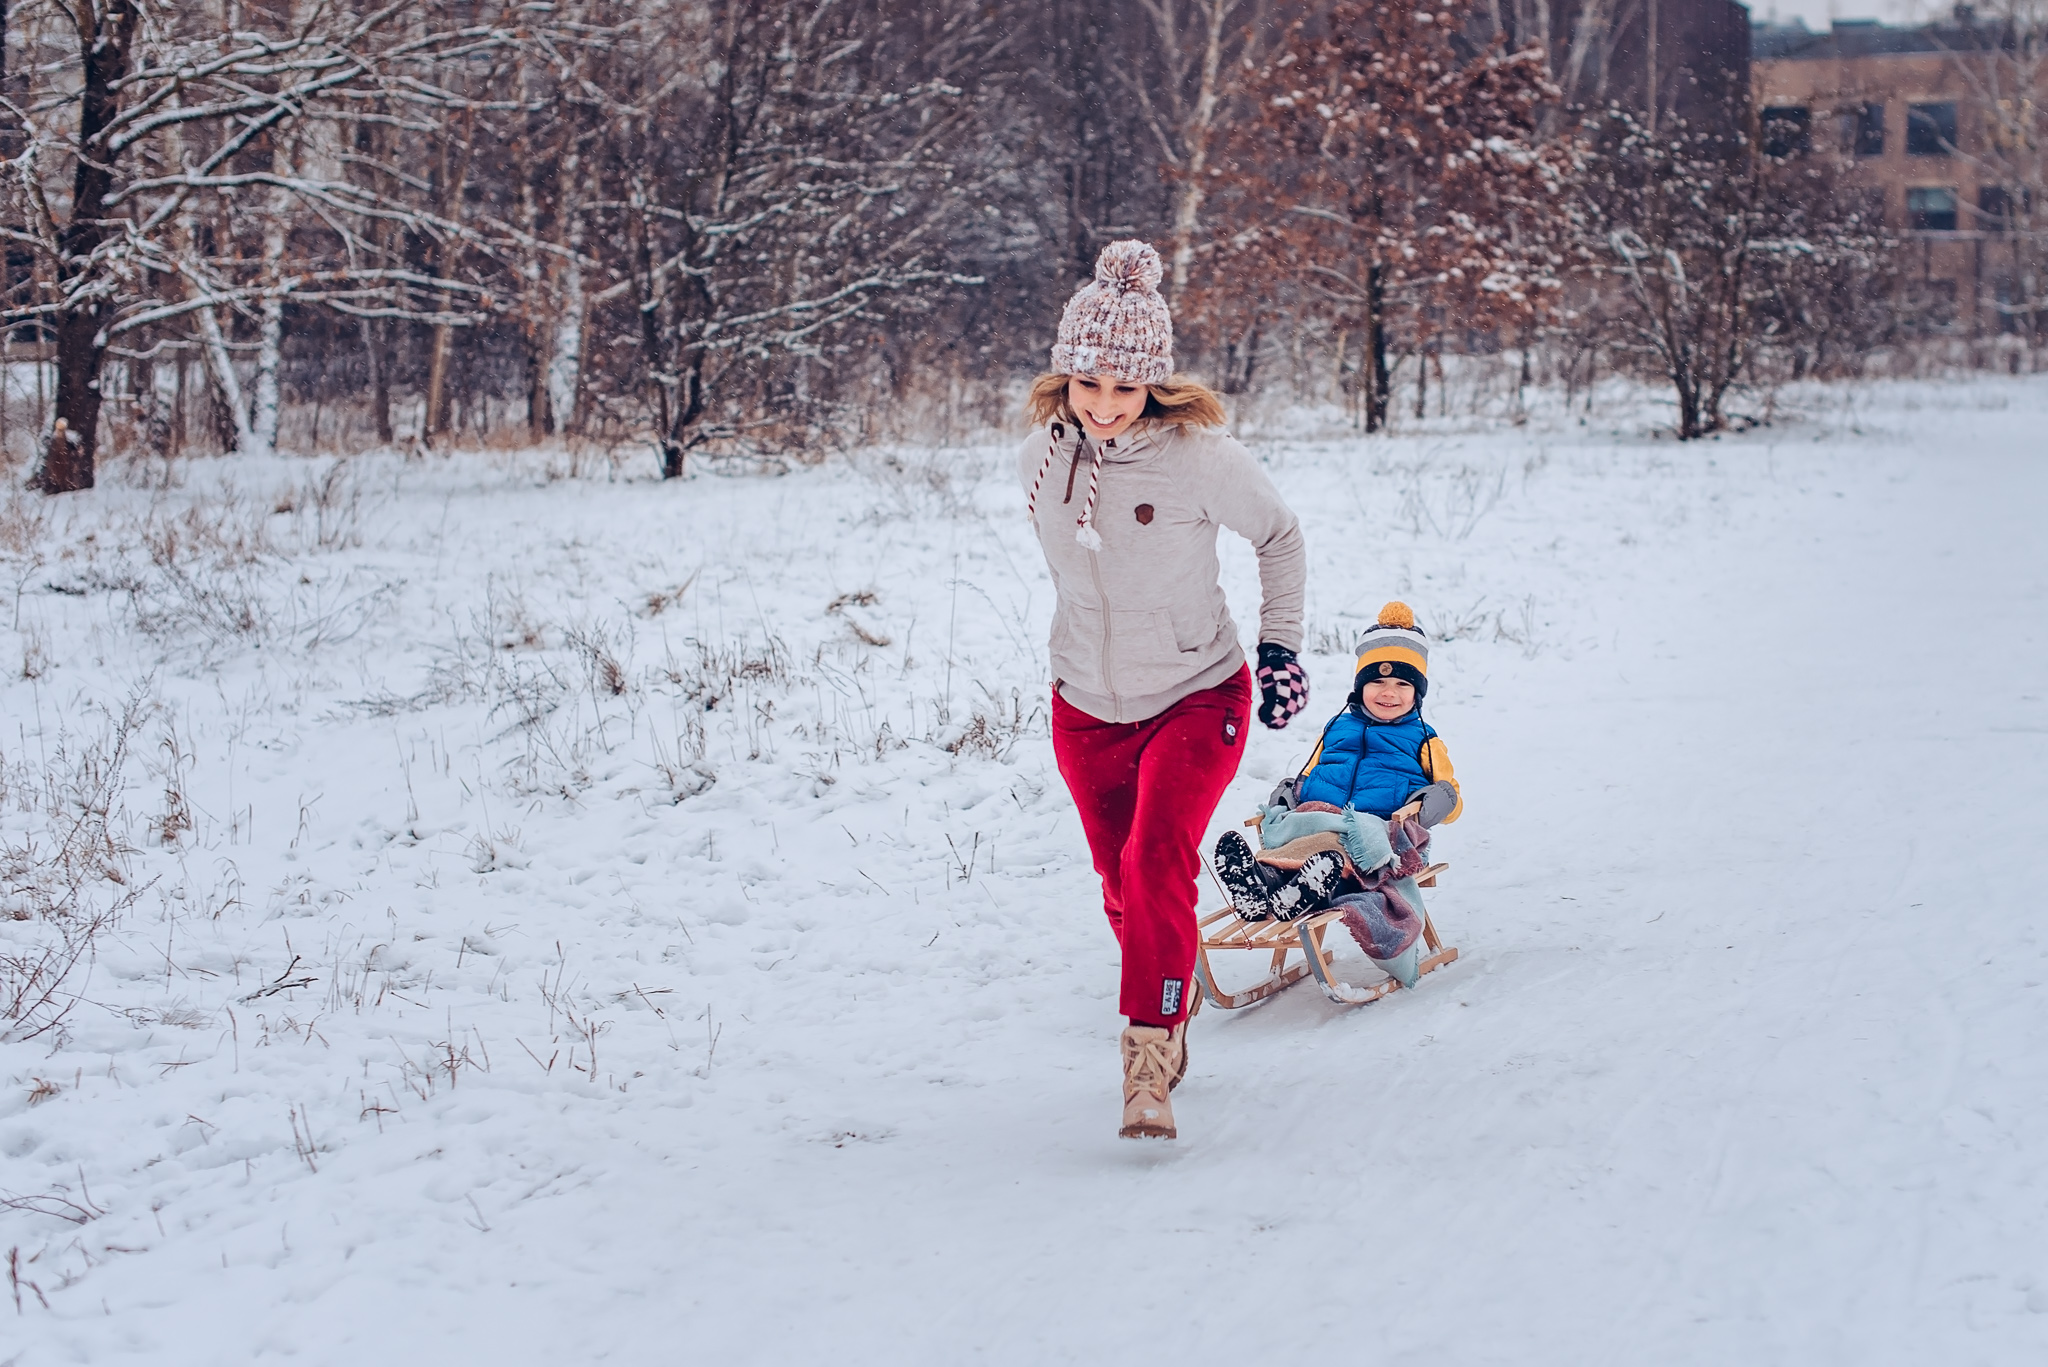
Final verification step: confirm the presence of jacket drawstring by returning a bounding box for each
[1025,422,1062,525]
[1026,422,1106,552]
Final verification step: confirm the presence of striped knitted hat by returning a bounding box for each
[1050,241,1174,384]
[1354,602,1430,699]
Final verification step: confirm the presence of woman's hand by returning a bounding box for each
[1255,643,1308,729]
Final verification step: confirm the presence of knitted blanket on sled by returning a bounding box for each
[1256,801,1431,961]
[1329,813,1430,962]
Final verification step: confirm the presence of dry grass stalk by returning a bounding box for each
[0,1171,106,1227]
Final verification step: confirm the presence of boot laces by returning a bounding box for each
[1124,1033,1176,1100]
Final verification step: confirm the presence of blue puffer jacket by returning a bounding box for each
[1294,706,1451,818]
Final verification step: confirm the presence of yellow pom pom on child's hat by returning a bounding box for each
[1354,601,1431,699]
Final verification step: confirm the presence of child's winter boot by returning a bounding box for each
[1211,831,1274,920]
[1119,1025,1179,1139]
[1269,849,1351,921]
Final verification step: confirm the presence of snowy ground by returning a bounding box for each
[1,380,2044,1364]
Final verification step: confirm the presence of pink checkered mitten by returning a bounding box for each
[1255,642,1309,729]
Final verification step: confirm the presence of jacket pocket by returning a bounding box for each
[1106,608,1190,695]
[1168,599,1224,654]
[1049,602,1105,693]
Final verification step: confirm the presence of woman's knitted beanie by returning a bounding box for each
[1354,602,1430,699]
[1050,241,1174,384]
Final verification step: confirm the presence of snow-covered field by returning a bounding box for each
[2,381,2044,1364]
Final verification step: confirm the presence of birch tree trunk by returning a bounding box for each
[196,302,265,457]
[549,261,585,436]
[1168,0,1228,297]
[1128,0,1255,300]
[250,7,297,452]
[547,145,589,437]
[252,205,289,451]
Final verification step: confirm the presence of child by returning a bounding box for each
[1211,602,1462,979]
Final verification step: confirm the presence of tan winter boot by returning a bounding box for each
[1119,1025,1180,1139]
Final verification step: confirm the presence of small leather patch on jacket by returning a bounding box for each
[1134,503,1155,525]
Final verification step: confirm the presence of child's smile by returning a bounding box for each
[1359,677,1415,720]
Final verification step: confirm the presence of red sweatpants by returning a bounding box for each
[1051,664,1253,1027]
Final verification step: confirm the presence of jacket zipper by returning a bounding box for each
[1068,434,1121,716]
[1088,499,1119,717]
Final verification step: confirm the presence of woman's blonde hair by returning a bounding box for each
[1025,372,1227,430]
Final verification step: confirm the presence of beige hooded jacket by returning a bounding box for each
[1021,419,1307,723]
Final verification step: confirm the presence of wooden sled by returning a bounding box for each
[1192,801,1460,1010]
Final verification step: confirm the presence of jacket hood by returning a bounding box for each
[1048,420,1174,467]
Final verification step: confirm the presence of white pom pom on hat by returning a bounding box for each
[1094,239,1164,294]
[1050,240,1174,385]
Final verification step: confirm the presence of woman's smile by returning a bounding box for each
[1069,374,1147,439]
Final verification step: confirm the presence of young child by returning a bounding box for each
[1211,602,1462,975]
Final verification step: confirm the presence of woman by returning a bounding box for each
[1022,241,1309,1140]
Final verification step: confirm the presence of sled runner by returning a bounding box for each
[1192,802,1459,1009]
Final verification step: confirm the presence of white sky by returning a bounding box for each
[1753,0,1940,26]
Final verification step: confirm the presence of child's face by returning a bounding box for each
[1359,678,1416,720]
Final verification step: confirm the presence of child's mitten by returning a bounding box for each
[1262,775,1301,817]
[1255,642,1309,729]
[1409,780,1460,827]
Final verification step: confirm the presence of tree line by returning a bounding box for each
[3,0,2041,492]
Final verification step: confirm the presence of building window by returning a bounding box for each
[1844,102,1885,156]
[1907,187,1958,231]
[1907,102,1958,156]
[1761,106,1811,158]
[1976,186,2030,232]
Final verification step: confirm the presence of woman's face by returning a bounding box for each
[1068,374,1147,441]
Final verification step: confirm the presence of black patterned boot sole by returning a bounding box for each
[1212,830,1274,921]
[1270,850,1350,922]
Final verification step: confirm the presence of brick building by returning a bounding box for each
[1753,9,2043,334]
[1493,1,1752,135]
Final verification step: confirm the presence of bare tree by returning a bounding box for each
[1207,0,1568,429]
[1937,1,2048,347]
[567,0,1001,477]
[1118,0,1272,298]
[1574,105,1757,438]
[1573,95,1897,436]
[0,1,529,490]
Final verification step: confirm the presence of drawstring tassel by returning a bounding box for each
[1076,523,1103,551]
